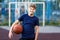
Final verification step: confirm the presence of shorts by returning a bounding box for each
[19,38,35,40]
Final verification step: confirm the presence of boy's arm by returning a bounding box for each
[35,25,39,40]
[9,20,20,39]
[9,14,24,39]
[10,20,20,32]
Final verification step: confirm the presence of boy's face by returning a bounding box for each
[28,7,36,15]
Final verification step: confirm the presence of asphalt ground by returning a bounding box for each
[0,28,60,40]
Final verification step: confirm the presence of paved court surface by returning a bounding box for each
[0,28,60,40]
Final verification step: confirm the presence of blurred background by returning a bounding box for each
[0,0,60,40]
[0,0,60,26]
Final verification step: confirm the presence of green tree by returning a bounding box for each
[0,0,2,2]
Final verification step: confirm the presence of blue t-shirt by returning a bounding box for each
[18,14,39,38]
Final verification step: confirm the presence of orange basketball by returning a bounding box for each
[13,24,23,34]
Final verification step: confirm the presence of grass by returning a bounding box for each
[0,21,60,26]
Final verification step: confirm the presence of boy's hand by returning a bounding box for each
[8,31,13,40]
[35,37,38,40]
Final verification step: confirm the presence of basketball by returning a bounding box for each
[13,24,23,34]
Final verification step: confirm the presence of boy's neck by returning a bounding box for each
[28,13,34,17]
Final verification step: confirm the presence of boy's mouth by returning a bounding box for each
[30,14,33,15]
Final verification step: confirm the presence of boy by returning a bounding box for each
[9,4,39,40]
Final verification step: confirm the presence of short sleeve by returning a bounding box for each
[35,18,39,26]
[18,14,24,21]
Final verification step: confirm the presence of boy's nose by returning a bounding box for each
[30,10,33,12]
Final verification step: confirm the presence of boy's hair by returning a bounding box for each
[29,4,36,9]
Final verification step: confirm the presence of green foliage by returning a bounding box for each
[0,21,8,26]
[0,0,2,2]
[45,21,60,26]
